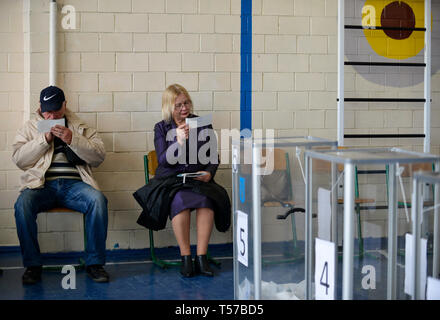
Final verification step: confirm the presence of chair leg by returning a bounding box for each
[207,250,221,267]
[147,229,219,269]
[356,204,364,257]
[78,214,86,270]
[149,229,181,268]
[149,229,168,269]
[262,211,303,266]
[290,212,298,250]
[43,213,87,271]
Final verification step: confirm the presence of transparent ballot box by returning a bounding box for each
[410,171,440,300]
[304,148,440,300]
[232,136,337,300]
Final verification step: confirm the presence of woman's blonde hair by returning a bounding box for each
[162,84,193,122]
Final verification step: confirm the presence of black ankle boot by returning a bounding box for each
[194,255,214,277]
[180,255,194,277]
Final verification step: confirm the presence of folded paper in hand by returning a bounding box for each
[177,172,207,178]
[186,114,212,129]
[37,118,65,133]
[177,171,207,183]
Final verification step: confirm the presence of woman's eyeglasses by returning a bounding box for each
[175,100,191,110]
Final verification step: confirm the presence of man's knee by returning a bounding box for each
[89,190,108,212]
[14,190,36,219]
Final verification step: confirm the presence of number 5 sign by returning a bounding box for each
[315,238,336,300]
[236,210,248,267]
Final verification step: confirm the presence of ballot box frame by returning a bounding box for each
[232,136,338,300]
[411,171,440,299]
[304,147,440,300]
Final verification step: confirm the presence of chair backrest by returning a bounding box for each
[239,148,287,175]
[311,146,346,173]
[260,148,287,171]
[260,148,293,204]
[399,162,433,177]
[144,150,159,184]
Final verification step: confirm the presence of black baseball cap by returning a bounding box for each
[40,86,65,112]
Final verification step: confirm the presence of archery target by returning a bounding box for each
[347,0,439,87]
[362,0,426,60]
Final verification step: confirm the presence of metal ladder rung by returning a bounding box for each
[345,61,426,67]
[341,98,426,103]
[344,134,425,139]
[344,25,426,32]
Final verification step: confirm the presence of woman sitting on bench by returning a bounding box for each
[134,84,230,278]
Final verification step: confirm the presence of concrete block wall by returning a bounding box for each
[0,0,439,252]
[0,0,24,248]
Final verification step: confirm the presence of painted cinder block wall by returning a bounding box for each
[0,0,439,252]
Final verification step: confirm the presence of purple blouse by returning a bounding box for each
[153,114,219,179]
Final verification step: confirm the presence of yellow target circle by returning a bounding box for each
[362,0,427,60]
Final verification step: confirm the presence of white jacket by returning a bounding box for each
[12,109,105,191]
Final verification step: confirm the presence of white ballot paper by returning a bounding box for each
[318,188,332,241]
[404,233,427,299]
[177,172,207,178]
[37,118,65,133]
[427,277,440,300]
[186,114,212,129]
[177,172,207,183]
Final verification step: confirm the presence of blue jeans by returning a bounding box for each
[14,179,108,267]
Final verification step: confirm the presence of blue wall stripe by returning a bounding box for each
[240,0,252,132]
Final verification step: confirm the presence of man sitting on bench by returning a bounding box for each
[12,86,109,285]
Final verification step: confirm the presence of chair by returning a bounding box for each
[260,148,306,265]
[260,149,372,263]
[385,162,436,257]
[42,208,86,271]
[353,162,435,258]
[143,150,220,269]
[386,162,435,209]
[353,166,376,256]
[314,158,375,257]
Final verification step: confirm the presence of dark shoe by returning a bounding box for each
[180,255,194,277]
[194,255,214,277]
[86,265,109,283]
[22,266,42,285]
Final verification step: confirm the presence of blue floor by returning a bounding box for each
[0,244,234,300]
[0,237,431,300]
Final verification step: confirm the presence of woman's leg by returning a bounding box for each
[195,208,214,255]
[171,209,191,256]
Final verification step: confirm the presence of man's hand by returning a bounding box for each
[45,132,54,143]
[193,171,212,183]
[176,124,189,146]
[50,125,72,145]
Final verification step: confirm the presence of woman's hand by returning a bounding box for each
[176,123,189,145]
[193,171,211,183]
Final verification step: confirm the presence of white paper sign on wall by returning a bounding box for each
[315,238,336,300]
[236,210,248,267]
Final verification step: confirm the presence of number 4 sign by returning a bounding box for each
[315,238,336,300]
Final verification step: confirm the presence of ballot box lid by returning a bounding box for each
[304,147,440,165]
